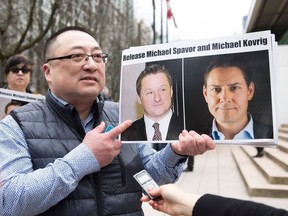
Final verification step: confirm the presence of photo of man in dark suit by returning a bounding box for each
[121,64,184,148]
[202,55,273,156]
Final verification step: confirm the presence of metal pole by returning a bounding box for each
[152,0,156,44]
[161,0,163,43]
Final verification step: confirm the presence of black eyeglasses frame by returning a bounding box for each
[45,53,109,64]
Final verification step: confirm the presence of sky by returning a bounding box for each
[134,0,253,42]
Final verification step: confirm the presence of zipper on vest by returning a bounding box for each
[94,172,104,216]
[118,155,126,186]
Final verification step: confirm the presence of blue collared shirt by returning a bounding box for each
[0,97,186,216]
[51,91,96,132]
[212,114,254,140]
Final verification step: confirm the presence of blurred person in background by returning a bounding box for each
[4,100,22,117]
[2,54,34,93]
[102,86,113,101]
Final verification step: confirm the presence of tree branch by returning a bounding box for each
[14,0,61,55]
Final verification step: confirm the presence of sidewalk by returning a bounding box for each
[143,145,288,215]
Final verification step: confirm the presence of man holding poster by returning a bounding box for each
[0,27,215,216]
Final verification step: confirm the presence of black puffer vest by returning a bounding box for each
[11,91,144,216]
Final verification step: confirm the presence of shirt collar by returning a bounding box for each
[50,90,68,106]
[212,113,254,140]
[49,90,98,130]
[144,109,172,141]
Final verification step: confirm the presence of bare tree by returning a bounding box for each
[0,0,152,99]
[0,0,60,90]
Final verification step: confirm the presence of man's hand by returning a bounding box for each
[171,130,216,156]
[83,120,132,167]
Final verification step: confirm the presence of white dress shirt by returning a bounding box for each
[144,109,172,141]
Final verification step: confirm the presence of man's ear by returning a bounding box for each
[248,82,255,101]
[43,63,51,83]
[203,85,208,103]
[170,87,173,98]
[137,95,142,105]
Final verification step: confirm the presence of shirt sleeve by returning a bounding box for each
[139,143,187,185]
[0,115,100,216]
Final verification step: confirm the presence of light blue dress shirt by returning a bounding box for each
[0,98,186,216]
[212,113,254,140]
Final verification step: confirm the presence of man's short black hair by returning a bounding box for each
[43,26,92,62]
[136,64,173,96]
[204,55,253,87]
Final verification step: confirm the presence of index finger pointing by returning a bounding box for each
[106,120,132,139]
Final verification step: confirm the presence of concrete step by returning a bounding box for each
[278,139,288,153]
[241,146,288,184]
[279,131,288,142]
[279,127,288,134]
[265,147,288,172]
[232,147,288,197]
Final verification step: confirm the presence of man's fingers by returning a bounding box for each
[147,187,161,197]
[107,120,132,139]
[93,122,106,133]
[201,134,216,150]
[188,131,207,153]
[140,195,150,202]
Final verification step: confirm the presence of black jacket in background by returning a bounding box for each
[194,194,288,216]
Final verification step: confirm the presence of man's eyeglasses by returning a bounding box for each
[10,66,31,74]
[46,53,109,64]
